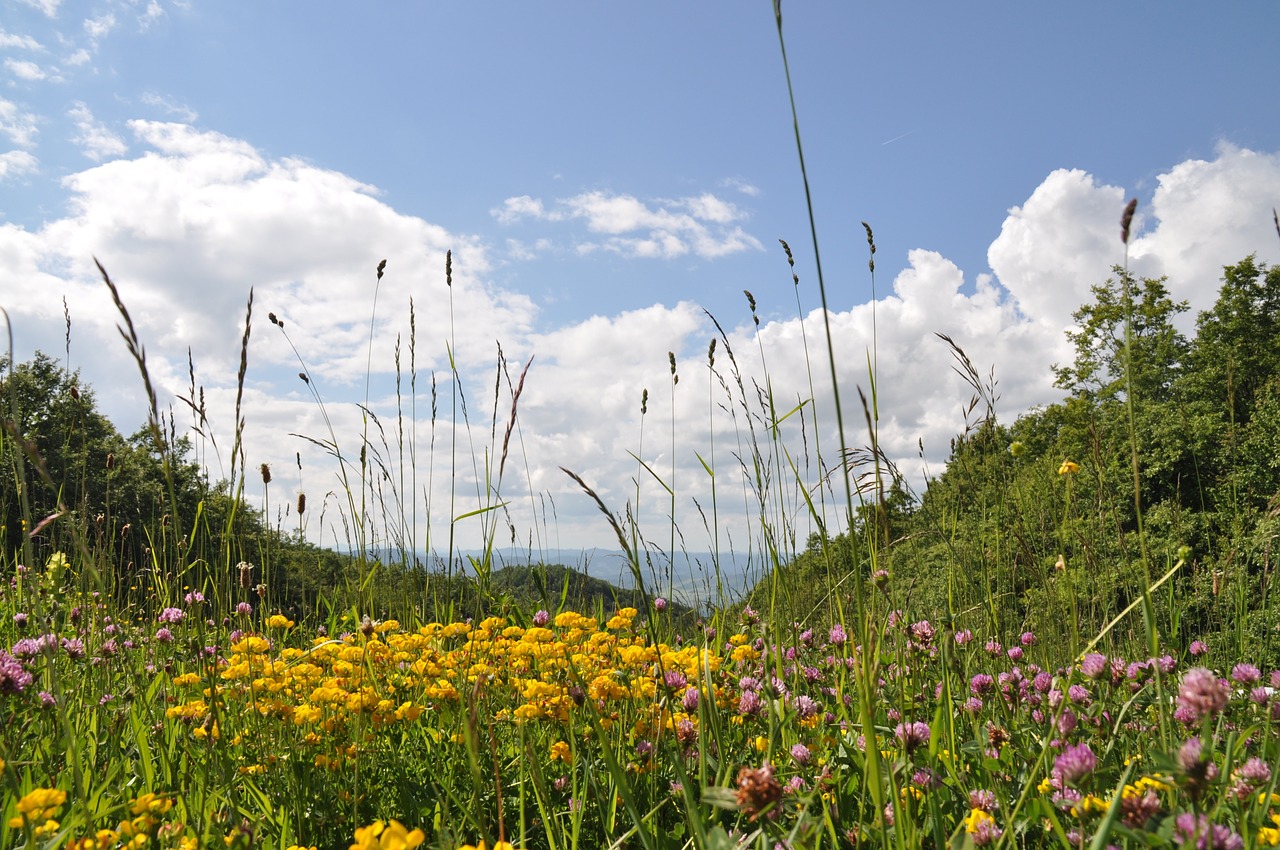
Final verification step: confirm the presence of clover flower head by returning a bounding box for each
[1053,743,1097,785]
[1177,667,1230,723]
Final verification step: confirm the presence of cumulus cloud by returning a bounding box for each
[493,188,765,260]
[68,101,127,161]
[2,124,1278,559]
[0,149,38,180]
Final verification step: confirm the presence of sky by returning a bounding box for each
[2,1,1280,565]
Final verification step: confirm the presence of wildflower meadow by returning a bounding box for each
[5,6,1280,850]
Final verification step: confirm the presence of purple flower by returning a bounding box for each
[184,591,205,605]
[38,690,56,708]
[1006,646,1023,661]
[1020,631,1036,647]
[954,629,973,647]
[793,694,819,720]
[0,650,33,694]
[61,637,85,660]
[12,612,28,629]
[1234,756,1271,788]
[1173,813,1243,850]
[738,690,762,716]
[155,627,174,644]
[828,624,847,647]
[984,640,1003,657]
[968,789,997,811]
[1053,742,1097,785]
[532,609,550,626]
[894,721,930,753]
[1067,684,1091,706]
[1177,667,1230,723]
[909,620,935,645]
[970,673,995,696]
[654,597,668,613]
[1189,640,1208,657]
[790,743,811,765]
[1080,652,1108,679]
[682,687,700,711]
[663,669,687,690]
[1230,663,1261,685]
[158,607,185,624]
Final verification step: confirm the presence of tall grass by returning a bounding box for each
[3,10,1280,850]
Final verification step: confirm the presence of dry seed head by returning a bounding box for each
[260,463,271,485]
[777,239,799,284]
[1121,198,1138,245]
[708,337,717,367]
[445,250,452,287]
[1273,207,1279,241]
[736,763,782,822]
[862,221,876,273]
[376,259,387,281]
[298,372,309,384]
[296,493,306,515]
[641,388,648,415]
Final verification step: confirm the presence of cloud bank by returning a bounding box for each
[2,127,1278,560]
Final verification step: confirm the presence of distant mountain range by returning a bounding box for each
[425,548,765,609]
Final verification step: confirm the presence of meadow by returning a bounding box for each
[6,10,1280,850]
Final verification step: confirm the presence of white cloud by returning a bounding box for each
[492,195,545,224]
[495,188,764,260]
[1,125,1277,557]
[15,0,61,18]
[0,97,40,147]
[140,91,198,122]
[0,30,45,50]
[68,101,127,161]
[139,1,165,29]
[84,13,117,43]
[4,58,46,80]
[1128,142,1280,318]
[720,176,760,197]
[0,149,38,180]
[64,48,91,66]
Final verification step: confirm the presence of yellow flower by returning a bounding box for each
[8,787,67,827]
[964,808,997,834]
[267,614,295,629]
[130,793,173,816]
[350,820,424,850]
[549,740,572,763]
[1058,460,1080,475]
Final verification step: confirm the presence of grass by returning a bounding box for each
[5,7,1280,849]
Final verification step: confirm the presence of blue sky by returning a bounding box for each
[3,1,1280,559]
